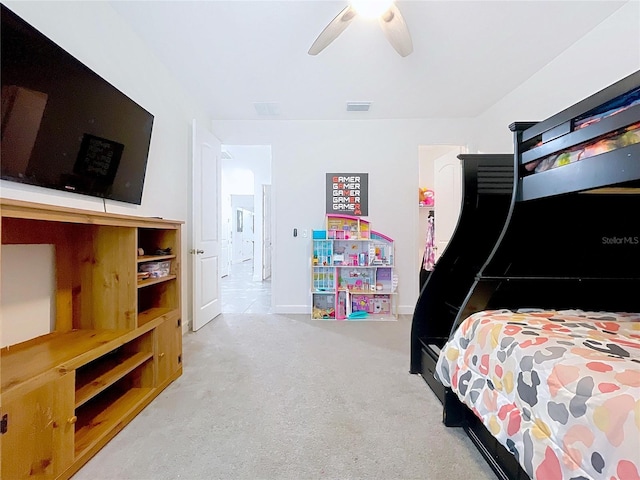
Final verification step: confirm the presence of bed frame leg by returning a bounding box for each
[443,388,466,427]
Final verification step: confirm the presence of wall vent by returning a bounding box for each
[346,102,371,112]
[221,151,233,160]
[253,102,281,116]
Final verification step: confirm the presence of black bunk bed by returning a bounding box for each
[415,70,640,480]
[410,153,514,423]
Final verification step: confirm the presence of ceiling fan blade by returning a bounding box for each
[378,4,413,57]
[308,5,357,55]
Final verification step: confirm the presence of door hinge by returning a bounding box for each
[1,414,7,434]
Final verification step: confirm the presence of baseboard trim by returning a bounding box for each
[274,305,310,314]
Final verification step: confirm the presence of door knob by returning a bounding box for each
[189,249,205,254]
[197,249,204,254]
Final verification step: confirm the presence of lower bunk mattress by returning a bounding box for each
[435,309,640,480]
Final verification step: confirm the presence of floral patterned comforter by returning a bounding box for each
[435,309,640,480]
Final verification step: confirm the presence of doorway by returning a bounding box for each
[220,145,273,313]
[417,145,465,286]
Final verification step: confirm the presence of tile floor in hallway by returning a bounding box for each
[221,260,272,313]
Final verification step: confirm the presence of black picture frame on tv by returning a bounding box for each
[1,4,154,205]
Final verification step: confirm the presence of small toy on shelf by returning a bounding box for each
[419,188,435,207]
[371,296,390,314]
[351,295,369,312]
[313,307,335,319]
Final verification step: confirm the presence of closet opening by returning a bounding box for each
[418,145,465,291]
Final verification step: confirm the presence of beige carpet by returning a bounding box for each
[72,314,496,480]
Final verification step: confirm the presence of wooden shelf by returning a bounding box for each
[74,387,153,457]
[0,198,182,229]
[1,330,129,396]
[137,254,176,264]
[138,307,176,326]
[75,352,153,408]
[137,274,177,288]
[1,199,183,479]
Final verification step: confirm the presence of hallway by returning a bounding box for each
[221,260,272,314]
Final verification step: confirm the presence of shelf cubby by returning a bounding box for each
[74,384,153,457]
[137,228,177,259]
[138,280,179,321]
[74,330,154,409]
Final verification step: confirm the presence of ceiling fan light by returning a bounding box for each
[351,0,394,19]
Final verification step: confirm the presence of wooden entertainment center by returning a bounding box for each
[0,199,183,479]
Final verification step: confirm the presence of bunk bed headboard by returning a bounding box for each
[454,71,640,332]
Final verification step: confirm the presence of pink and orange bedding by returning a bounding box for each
[435,309,640,480]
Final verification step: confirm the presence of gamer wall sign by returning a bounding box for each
[326,173,368,216]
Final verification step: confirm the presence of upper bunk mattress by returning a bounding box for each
[435,309,640,480]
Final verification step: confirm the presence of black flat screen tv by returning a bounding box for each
[1,4,154,205]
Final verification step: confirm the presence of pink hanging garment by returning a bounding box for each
[422,215,435,271]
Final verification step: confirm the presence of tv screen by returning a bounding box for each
[1,4,154,205]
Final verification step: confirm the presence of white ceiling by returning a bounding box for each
[110,0,628,121]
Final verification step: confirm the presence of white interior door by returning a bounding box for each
[262,184,272,280]
[243,209,254,261]
[433,152,462,262]
[191,120,221,331]
[220,194,231,277]
[220,217,231,277]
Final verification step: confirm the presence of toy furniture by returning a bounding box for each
[311,215,397,319]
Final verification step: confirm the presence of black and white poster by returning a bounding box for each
[326,173,368,216]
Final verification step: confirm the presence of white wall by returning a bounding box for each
[1,1,211,332]
[213,1,640,316]
[211,119,475,314]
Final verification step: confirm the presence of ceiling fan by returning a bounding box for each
[308,0,413,57]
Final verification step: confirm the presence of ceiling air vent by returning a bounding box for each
[253,102,281,116]
[346,102,371,112]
